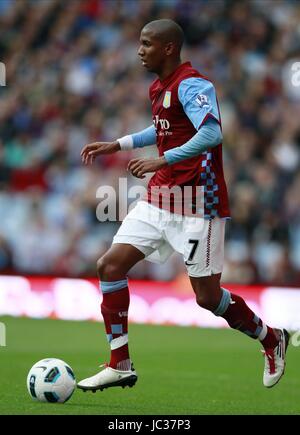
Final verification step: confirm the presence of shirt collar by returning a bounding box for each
[159,61,192,86]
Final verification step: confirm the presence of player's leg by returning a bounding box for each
[97,243,145,371]
[77,243,145,392]
[190,272,280,347]
[190,274,289,388]
[183,217,289,388]
[78,201,167,392]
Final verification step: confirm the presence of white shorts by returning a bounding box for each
[113,201,225,278]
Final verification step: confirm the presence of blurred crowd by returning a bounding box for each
[0,0,300,285]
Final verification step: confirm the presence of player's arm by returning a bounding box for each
[127,120,220,178]
[118,125,156,150]
[163,117,222,165]
[163,77,222,165]
[81,125,156,165]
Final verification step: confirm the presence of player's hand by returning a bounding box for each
[80,141,121,165]
[127,156,167,179]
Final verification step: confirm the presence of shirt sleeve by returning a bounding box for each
[132,125,156,148]
[117,125,156,150]
[163,118,222,165]
[178,77,220,130]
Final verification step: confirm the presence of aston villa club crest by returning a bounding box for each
[163,91,171,108]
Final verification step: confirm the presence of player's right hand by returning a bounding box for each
[80,141,121,165]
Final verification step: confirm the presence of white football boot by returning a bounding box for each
[77,363,138,392]
[262,329,289,388]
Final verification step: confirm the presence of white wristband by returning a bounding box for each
[117,135,134,150]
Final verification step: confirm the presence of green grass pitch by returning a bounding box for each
[0,316,299,415]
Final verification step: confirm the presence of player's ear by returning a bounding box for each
[165,42,174,56]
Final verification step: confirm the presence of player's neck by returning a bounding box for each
[158,58,183,81]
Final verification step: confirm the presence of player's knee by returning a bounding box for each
[195,292,209,310]
[96,256,121,281]
[96,256,106,278]
[195,290,219,312]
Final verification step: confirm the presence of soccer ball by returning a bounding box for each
[27,358,76,403]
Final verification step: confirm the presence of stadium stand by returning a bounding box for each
[0,0,300,285]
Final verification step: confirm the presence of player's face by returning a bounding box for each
[138,29,167,74]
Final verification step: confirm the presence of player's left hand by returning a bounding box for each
[127,156,167,179]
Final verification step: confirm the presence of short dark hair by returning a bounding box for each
[143,19,184,53]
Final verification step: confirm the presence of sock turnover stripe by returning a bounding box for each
[100,279,128,294]
[214,288,231,316]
